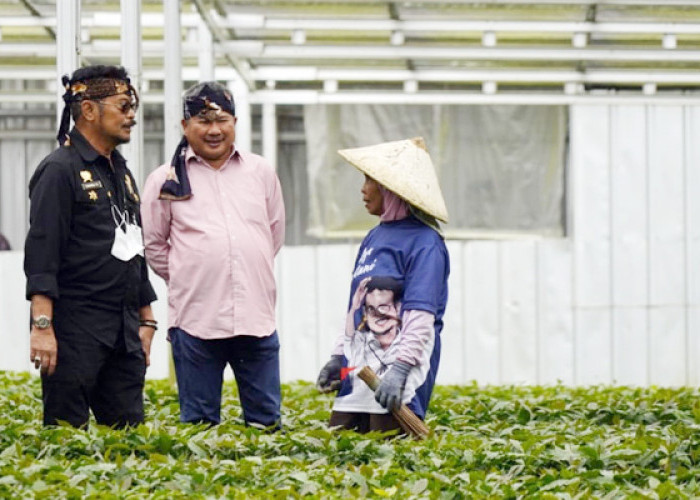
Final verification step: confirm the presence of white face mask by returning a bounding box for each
[110,206,144,262]
[126,221,145,257]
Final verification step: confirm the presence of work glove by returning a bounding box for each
[375,360,412,412]
[316,355,343,393]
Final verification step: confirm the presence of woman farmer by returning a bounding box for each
[317,137,450,434]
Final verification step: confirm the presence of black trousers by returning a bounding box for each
[41,329,146,428]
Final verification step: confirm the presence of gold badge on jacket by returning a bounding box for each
[79,170,103,192]
[125,175,140,202]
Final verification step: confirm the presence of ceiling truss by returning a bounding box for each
[1,0,699,104]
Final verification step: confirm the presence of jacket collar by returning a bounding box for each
[68,128,126,166]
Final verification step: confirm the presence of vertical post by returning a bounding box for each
[262,102,277,169]
[229,76,251,152]
[198,18,214,82]
[163,0,183,164]
[55,0,81,129]
[121,0,144,185]
[163,0,182,387]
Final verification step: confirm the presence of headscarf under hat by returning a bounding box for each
[159,82,236,201]
[379,183,443,236]
[57,65,138,146]
[378,185,409,222]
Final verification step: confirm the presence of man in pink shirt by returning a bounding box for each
[141,82,285,427]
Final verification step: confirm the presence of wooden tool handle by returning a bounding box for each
[357,366,430,440]
[357,365,381,391]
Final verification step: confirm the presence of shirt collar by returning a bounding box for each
[185,144,238,169]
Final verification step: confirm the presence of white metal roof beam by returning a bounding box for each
[2,66,700,85]
[251,67,700,84]
[0,13,201,28]
[0,66,242,81]
[3,91,700,106]
[250,90,700,105]
[219,43,700,63]
[191,0,255,89]
[299,0,700,5]
[5,15,699,36]
[8,40,700,63]
[222,17,700,35]
[12,40,700,63]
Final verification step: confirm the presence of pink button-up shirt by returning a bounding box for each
[141,146,285,339]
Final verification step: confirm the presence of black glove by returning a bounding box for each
[316,355,343,393]
[375,360,412,411]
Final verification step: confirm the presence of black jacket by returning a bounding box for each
[24,128,156,351]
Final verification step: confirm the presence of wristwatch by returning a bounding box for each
[32,315,52,329]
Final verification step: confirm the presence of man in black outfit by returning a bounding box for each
[24,65,157,428]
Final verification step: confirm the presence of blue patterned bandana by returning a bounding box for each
[159,83,236,201]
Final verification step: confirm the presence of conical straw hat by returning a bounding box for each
[338,137,449,223]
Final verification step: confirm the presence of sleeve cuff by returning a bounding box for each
[138,282,157,307]
[26,274,59,301]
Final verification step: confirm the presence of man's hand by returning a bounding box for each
[30,327,58,376]
[316,355,343,393]
[139,326,156,367]
[375,360,412,411]
[350,277,371,312]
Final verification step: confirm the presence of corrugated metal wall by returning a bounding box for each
[1,103,699,385]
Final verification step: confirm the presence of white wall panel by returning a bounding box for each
[571,105,612,384]
[609,105,649,384]
[610,106,648,306]
[575,309,612,384]
[537,239,574,385]
[464,241,500,384]
[501,241,537,383]
[648,107,686,306]
[647,106,687,384]
[690,307,700,386]
[145,275,170,381]
[612,309,648,385]
[649,307,686,386]
[686,107,700,385]
[0,141,27,250]
[276,246,318,382]
[438,241,465,384]
[571,106,612,307]
[0,252,31,372]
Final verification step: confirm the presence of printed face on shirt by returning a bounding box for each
[95,93,136,147]
[364,289,400,348]
[361,175,383,217]
[182,112,237,169]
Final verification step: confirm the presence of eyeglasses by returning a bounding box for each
[364,303,395,319]
[97,100,139,114]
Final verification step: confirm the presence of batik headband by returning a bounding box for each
[56,75,138,145]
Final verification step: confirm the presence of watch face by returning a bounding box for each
[34,316,51,329]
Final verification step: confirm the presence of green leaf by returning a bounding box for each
[411,478,428,495]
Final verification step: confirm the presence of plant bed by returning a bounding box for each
[1,371,699,498]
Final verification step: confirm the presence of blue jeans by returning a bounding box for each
[170,328,281,427]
